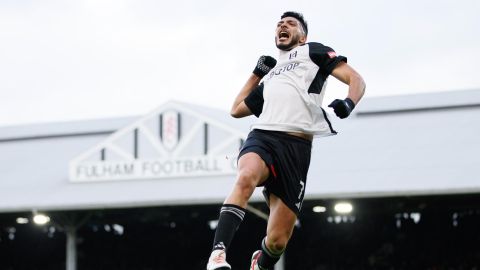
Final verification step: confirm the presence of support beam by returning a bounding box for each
[65,225,77,270]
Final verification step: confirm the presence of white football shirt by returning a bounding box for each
[245,42,347,136]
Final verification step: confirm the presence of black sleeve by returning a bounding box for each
[244,83,264,117]
[308,42,347,75]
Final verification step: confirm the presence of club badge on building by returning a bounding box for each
[161,110,181,151]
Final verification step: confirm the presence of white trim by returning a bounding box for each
[104,142,135,161]
[70,101,247,165]
[3,187,480,213]
[137,123,169,157]
[208,136,239,156]
[172,102,248,139]
[170,121,203,157]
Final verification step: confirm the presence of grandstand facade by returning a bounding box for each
[1,89,479,269]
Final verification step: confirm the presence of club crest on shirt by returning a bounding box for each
[289,51,298,59]
[327,51,337,58]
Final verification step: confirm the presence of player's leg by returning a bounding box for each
[225,152,270,207]
[207,152,270,270]
[251,194,297,270]
[251,131,311,269]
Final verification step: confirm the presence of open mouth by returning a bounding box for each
[278,31,289,41]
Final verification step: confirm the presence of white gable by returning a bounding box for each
[69,101,248,182]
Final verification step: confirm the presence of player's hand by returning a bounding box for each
[253,55,277,78]
[328,98,355,119]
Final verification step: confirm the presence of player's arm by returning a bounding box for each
[329,62,366,119]
[308,43,365,118]
[230,56,277,118]
[331,62,366,105]
[230,74,262,118]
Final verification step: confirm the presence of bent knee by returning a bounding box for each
[232,170,259,197]
[237,168,262,187]
[265,234,289,253]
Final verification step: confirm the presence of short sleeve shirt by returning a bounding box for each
[245,42,347,136]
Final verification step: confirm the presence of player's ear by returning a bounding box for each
[299,34,307,44]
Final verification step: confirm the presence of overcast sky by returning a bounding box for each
[1,0,479,127]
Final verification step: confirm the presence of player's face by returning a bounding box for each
[275,17,307,51]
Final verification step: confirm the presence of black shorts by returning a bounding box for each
[238,129,312,215]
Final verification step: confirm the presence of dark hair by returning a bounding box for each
[281,11,308,35]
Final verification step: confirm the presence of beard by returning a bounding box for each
[275,34,301,51]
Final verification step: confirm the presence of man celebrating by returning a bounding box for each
[207,11,366,270]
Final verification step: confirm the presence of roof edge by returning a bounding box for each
[356,88,480,114]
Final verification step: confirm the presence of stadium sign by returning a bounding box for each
[72,156,236,182]
[69,101,246,182]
